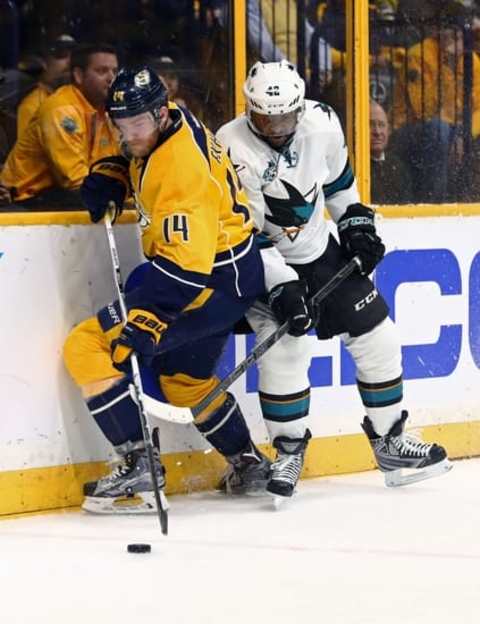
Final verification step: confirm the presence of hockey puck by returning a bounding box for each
[127,543,151,554]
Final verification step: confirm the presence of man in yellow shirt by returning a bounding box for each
[16,36,76,138]
[391,19,480,201]
[1,43,119,206]
[63,67,273,514]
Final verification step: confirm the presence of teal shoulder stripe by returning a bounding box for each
[323,161,354,199]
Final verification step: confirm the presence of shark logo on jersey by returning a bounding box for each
[263,180,319,241]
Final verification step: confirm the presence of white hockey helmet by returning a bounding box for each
[243,60,305,145]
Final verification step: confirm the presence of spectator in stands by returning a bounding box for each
[16,35,76,138]
[391,14,480,202]
[370,99,413,204]
[308,1,404,124]
[0,44,119,207]
[145,54,187,108]
[0,126,8,164]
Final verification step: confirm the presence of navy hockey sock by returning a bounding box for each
[86,377,143,447]
[195,393,250,456]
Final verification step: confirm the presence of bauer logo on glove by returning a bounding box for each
[111,308,168,370]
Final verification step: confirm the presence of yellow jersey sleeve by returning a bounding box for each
[38,103,89,188]
[17,86,49,137]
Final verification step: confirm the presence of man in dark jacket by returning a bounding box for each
[370,99,413,204]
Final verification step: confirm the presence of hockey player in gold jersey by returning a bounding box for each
[63,67,272,513]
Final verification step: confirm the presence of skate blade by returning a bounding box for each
[267,490,294,510]
[82,490,170,515]
[220,481,269,497]
[384,458,453,488]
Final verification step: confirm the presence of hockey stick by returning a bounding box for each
[104,210,168,536]
[146,256,362,424]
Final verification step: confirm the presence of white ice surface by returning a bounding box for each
[2,458,480,624]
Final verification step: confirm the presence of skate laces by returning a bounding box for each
[271,453,303,485]
[107,459,132,481]
[392,432,432,457]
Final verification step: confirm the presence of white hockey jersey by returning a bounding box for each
[216,100,360,289]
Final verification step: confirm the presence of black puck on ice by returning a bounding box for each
[127,543,151,554]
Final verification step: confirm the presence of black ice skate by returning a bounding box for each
[82,442,168,514]
[361,411,452,487]
[267,430,312,508]
[218,441,271,495]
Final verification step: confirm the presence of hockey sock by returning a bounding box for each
[195,393,250,456]
[86,377,144,447]
[260,388,310,440]
[357,375,403,436]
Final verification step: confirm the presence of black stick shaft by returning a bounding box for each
[191,257,361,418]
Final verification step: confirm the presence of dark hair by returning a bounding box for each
[70,43,118,73]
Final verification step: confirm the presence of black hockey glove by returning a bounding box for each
[268,280,315,337]
[81,157,130,223]
[337,203,385,275]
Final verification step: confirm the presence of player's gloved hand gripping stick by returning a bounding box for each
[104,209,169,536]
[144,256,363,425]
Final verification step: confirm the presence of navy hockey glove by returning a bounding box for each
[81,157,130,223]
[111,309,168,372]
[337,203,385,275]
[268,280,314,337]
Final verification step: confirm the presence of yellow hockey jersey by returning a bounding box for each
[16,83,51,137]
[1,84,119,200]
[118,105,262,319]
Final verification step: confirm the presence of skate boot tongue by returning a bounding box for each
[267,430,312,502]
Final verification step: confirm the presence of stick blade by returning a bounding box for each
[141,392,193,424]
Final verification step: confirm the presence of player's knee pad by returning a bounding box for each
[86,376,143,448]
[195,392,250,457]
[256,333,312,395]
[63,317,122,387]
[343,317,402,383]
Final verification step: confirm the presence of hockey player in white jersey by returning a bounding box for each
[217,60,452,501]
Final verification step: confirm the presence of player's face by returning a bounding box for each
[115,111,162,158]
[250,109,300,147]
[75,53,118,108]
[370,104,390,157]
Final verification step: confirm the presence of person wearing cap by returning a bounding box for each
[16,36,76,137]
[63,66,270,513]
[0,43,119,206]
[146,55,187,109]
